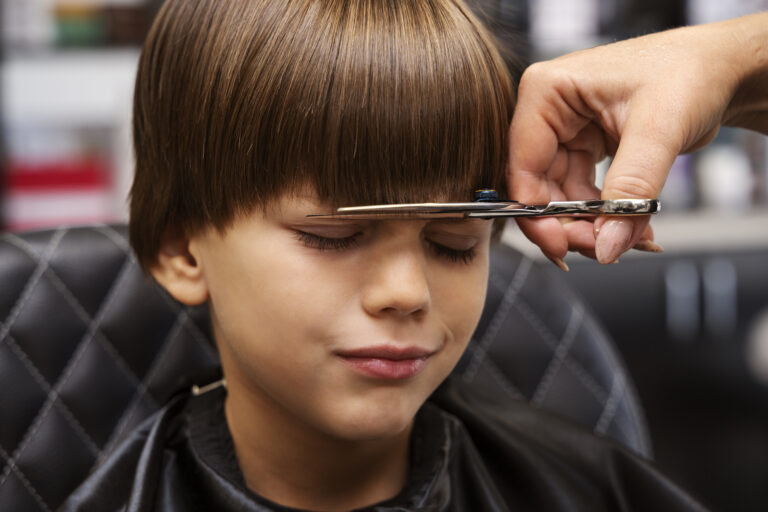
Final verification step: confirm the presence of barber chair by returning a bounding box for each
[0,224,652,511]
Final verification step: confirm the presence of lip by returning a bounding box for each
[335,345,435,380]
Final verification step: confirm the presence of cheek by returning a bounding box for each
[432,258,489,347]
[206,240,356,358]
[205,243,348,400]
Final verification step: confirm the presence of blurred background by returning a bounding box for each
[1,0,767,510]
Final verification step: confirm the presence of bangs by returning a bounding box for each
[209,0,515,213]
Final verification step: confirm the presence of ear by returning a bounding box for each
[150,230,209,306]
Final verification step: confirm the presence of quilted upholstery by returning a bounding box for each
[0,225,651,512]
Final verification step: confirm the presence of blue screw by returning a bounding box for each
[474,189,499,202]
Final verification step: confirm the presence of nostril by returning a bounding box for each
[379,294,429,317]
[360,241,432,316]
[363,284,431,318]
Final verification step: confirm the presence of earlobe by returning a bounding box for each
[150,233,210,306]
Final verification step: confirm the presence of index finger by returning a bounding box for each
[506,90,560,204]
[506,67,589,262]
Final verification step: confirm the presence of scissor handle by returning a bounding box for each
[541,198,660,215]
[468,199,661,218]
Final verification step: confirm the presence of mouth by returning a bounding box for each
[334,345,435,380]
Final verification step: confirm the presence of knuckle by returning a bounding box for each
[523,61,576,86]
[519,62,558,91]
[606,175,658,199]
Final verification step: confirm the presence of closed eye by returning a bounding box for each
[294,229,478,264]
[294,231,362,251]
[427,240,476,265]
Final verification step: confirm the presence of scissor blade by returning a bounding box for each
[306,199,660,220]
[306,201,523,219]
[305,211,471,220]
[336,201,518,213]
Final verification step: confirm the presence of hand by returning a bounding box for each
[506,13,768,268]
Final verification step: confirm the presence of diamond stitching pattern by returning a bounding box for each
[509,288,609,404]
[531,304,585,405]
[467,246,648,454]
[4,335,100,456]
[97,311,190,458]
[461,257,533,382]
[0,445,52,512]
[0,226,219,511]
[479,356,525,400]
[1,245,135,488]
[0,230,67,350]
[595,373,625,435]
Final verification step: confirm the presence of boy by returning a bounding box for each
[64,0,706,510]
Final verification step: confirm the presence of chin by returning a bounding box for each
[323,398,422,441]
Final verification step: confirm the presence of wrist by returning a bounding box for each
[720,12,768,131]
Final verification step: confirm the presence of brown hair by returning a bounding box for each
[130,0,515,269]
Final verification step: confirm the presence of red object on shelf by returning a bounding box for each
[2,158,117,231]
[4,159,111,191]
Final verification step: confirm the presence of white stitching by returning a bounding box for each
[555,285,653,456]
[582,318,652,456]
[38,244,157,408]
[0,245,136,490]
[97,310,190,464]
[0,230,68,490]
[0,389,59,491]
[180,307,218,357]
[4,335,99,456]
[480,356,525,400]
[0,226,212,508]
[595,373,624,435]
[0,229,67,348]
[509,294,608,404]
[0,445,52,512]
[462,258,532,382]
[95,225,131,253]
[531,304,585,405]
[3,229,151,409]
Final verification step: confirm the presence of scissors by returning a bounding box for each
[307,190,660,220]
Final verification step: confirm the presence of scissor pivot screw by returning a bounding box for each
[474,189,499,202]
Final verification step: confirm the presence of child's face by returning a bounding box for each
[186,190,492,440]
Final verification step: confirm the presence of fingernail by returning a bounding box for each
[593,216,608,237]
[595,219,634,264]
[551,257,570,272]
[633,240,664,253]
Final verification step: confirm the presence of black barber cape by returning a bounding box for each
[62,376,708,512]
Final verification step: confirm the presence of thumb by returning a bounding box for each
[595,114,681,264]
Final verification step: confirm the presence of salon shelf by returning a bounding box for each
[1,49,139,126]
[1,49,138,228]
[501,209,768,259]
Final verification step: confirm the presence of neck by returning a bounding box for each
[224,381,412,512]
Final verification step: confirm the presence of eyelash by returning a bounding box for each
[294,231,476,265]
[294,231,361,251]
[429,242,476,265]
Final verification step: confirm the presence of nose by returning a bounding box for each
[361,242,431,318]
